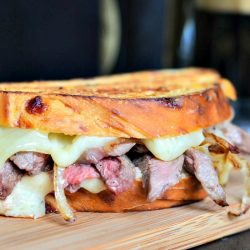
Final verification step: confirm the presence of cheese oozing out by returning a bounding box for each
[0,127,117,169]
[143,130,205,161]
[0,126,205,170]
[80,179,107,194]
[0,172,53,218]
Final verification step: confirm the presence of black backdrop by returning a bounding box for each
[0,0,167,82]
[0,1,99,82]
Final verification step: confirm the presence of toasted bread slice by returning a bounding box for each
[0,68,235,138]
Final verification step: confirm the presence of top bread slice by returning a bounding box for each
[0,68,236,138]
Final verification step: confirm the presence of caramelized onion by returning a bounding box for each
[54,164,76,222]
[229,160,250,215]
[203,132,250,215]
[204,132,239,154]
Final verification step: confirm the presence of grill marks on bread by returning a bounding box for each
[153,97,184,109]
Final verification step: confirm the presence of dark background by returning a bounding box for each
[0,1,99,81]
[0,0,249,97]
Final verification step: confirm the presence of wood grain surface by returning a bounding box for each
[0,171,249,250]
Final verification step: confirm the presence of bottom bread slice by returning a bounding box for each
[45,176,206,213]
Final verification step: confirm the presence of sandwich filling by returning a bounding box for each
[0,122,249,220]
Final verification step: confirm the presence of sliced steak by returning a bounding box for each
[80,148,106,164]
[10,152,51,175]
[185,148,228,206]
[64,164,100,193]
[220,123,250,154]
[96,156,135,194]
[78,141,135,164]
[106,141,136,157]
[0,161,23,200]
[134,155,184,201]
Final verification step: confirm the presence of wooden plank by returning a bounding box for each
[0,171,249,250]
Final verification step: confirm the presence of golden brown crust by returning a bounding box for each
[45,177,207,212]
[0,68,233,138]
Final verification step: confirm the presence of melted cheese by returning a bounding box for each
[0,127,116,169]
[80,179,106,193]
[0,126,205,168]
[143,130,205,161]
[135,167,142,180]
[0,173,53,218]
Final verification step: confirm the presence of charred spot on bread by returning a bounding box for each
[197,104,205,115]
[111,108,121,116]
[79,124,88,132]
[204,90,213,102]
[98,191,116,205]
[153,97,184,109]
[26,96,48,115]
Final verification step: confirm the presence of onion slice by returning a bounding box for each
[54,164,76,222]
[229,160,250,215]
[203,132,250,215]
